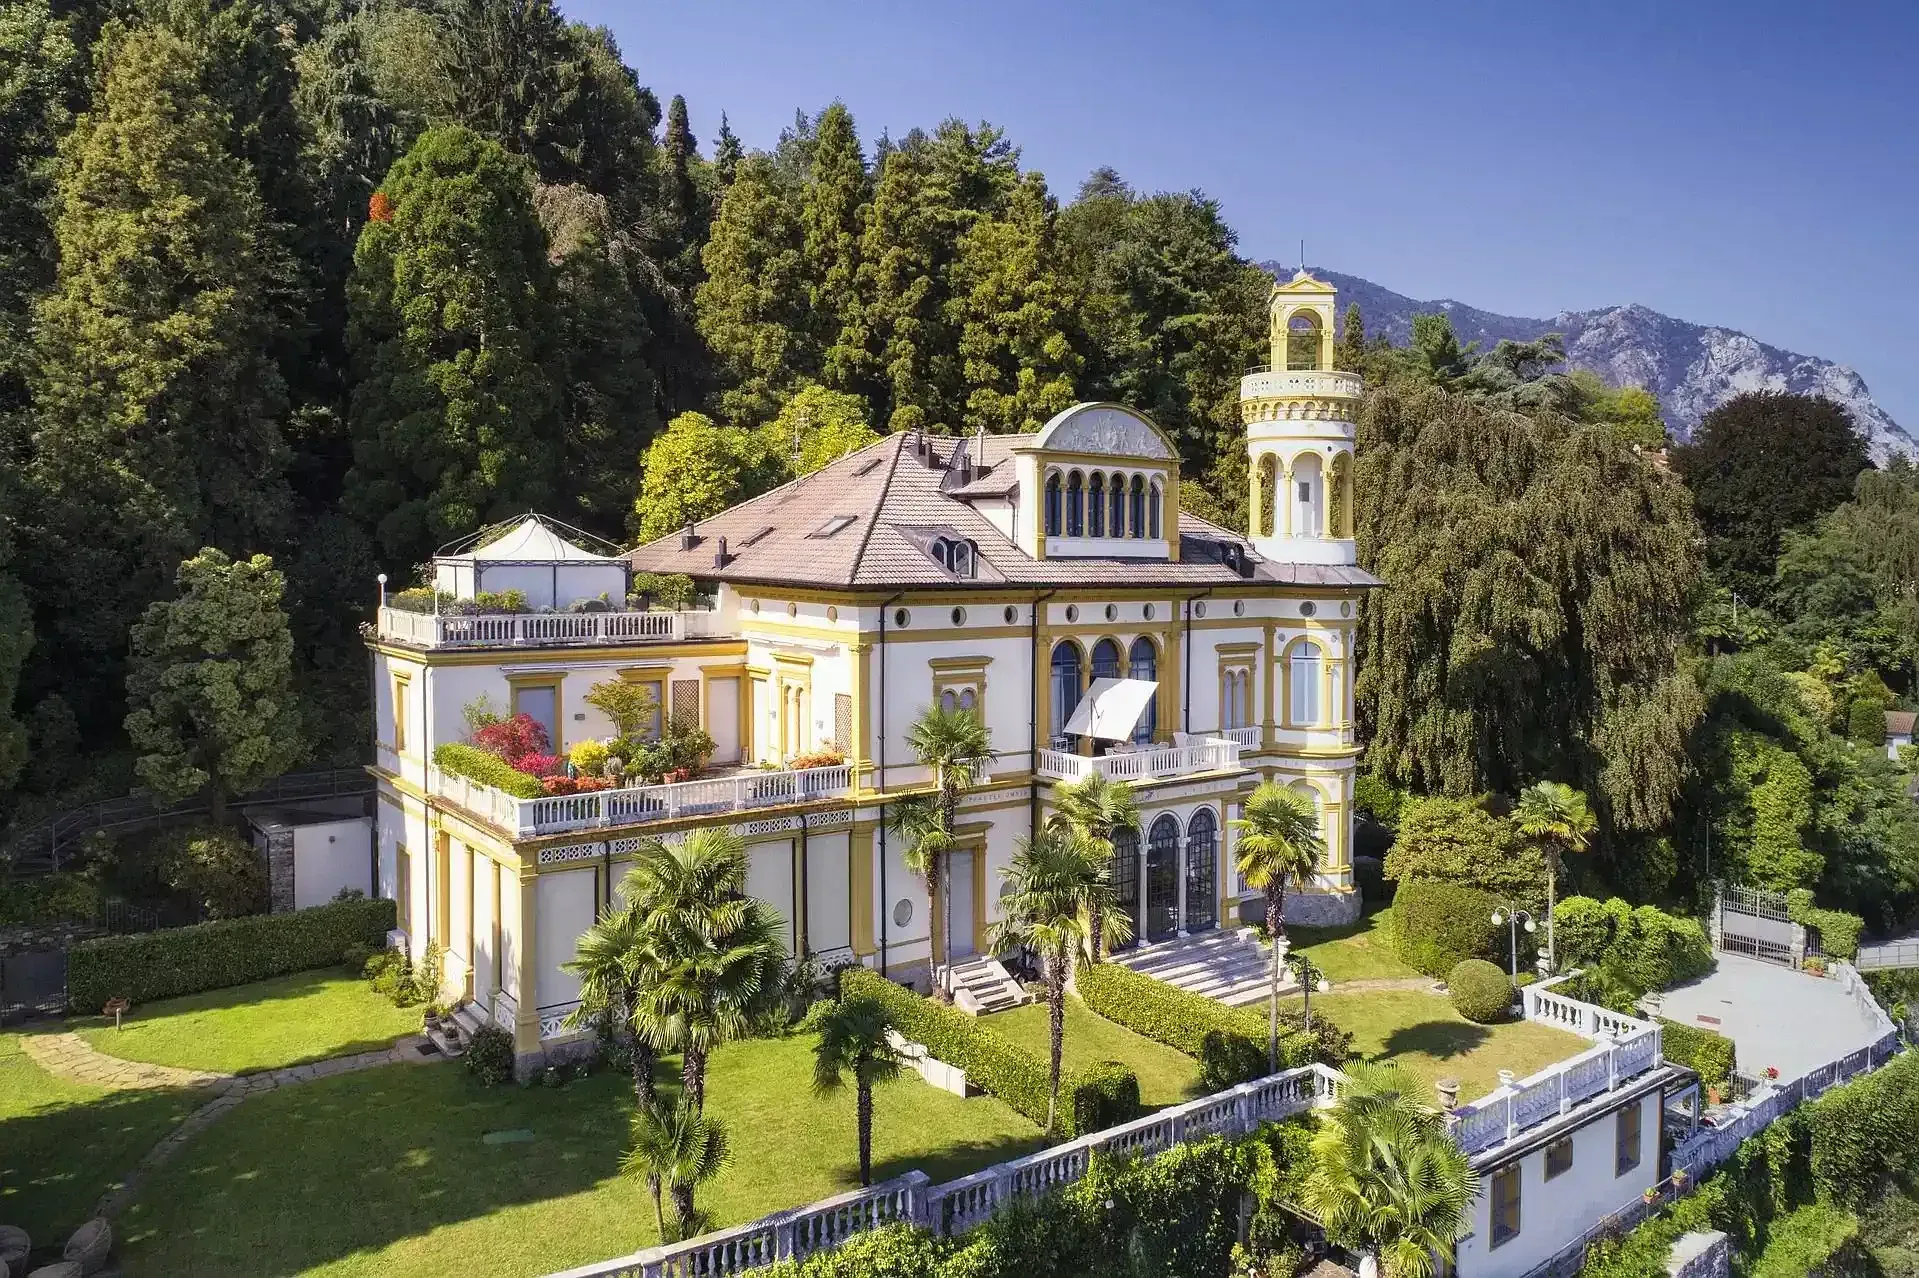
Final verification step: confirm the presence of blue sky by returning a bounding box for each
[571,0,1919,425]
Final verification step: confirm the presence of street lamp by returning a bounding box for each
[1286,952,1332,1032]
[376,573,387,610]
[1491,905,1536,983]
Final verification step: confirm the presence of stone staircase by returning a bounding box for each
[428,1001,493,1058]
[945,958,1032,1016]
[1111,928,1294,1008]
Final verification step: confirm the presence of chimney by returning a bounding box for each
[714,536,729,568]
[680,521,697,550]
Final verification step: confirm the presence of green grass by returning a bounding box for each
[1282,907,1422,983]
[117,1032,1043,1277]
[1281,989,1585,1102]
[0,1033,200,1242]
[74,970,424,1075]
[981,996,1204,1108]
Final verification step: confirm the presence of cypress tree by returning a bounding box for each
[711,112,742,190]
[344,125,559,570]
[805,103,870,399]
[696,152,808,425]
[27,22,291,727]
[1334,301,1366,372]
[952,171,1081,432]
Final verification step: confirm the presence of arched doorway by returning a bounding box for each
[1146,814,1180,942]
[1110,826,1141,952]
[1185,808,1218,933]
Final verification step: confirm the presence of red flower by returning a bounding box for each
[514,753,563,778]
[475,713,549,760]
[368,192,393,223]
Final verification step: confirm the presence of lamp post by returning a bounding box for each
[1286,952,1332,1032]
[1491,904,1536,983]
[376,573,387,610]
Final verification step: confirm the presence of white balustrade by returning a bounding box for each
[376,606,722,650]
[1239,369,1364,401]
[1220,726,1262,748]
[1036,738,1243,784]
[427,763,855,838]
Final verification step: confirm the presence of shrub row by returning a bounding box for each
[1784,889,1864,961]
[1553,896,1713,994]
[1657,1018,1736,1093]
[1391,878,1505,977]
[431,742,544,799]
[1806,1047,1919,1211]
[69,895,396,1009]
[1074,961,1325,1088]
[839,969,1139,1137]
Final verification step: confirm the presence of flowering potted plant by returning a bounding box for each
[1642,1186,1660,1205]
[1764,1065,1780,1081]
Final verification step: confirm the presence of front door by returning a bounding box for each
[1145,816,1180,942]
[946,851,977,961]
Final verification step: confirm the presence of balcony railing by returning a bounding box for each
[424,762,855,838]
[1036,737,1242,785]
[1217,726,1262,749]
[1239,368,1363,401]
[376,606,725,650]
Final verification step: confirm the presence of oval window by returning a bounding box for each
[1003,605,1018,624]
[827,606,838,622]
[1300,601,1317,618]
[787,602,798,618]
[1143,603,1156,621]
[893,900,914,928]
[1065,605,1079,622]
[749,599,761,613]
[1194,601,1207,618]
[1105,604,1118,622]
[894,608,910,628]
[952,607,967,626]
[1234,600,1246,617]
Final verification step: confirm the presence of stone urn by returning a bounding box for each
[62,1217,111,1275]
[0,1226,28,1271]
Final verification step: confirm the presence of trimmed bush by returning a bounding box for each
[1391,879,1504,977]
[431,742,544,798]
[465,1025,516,1086]
[1075,960,1323,1085]
[1784,890,1864,961]
[1658,1018,1736,1092]
[69,895,395,1009]
[1551,896,1714,993]
[1447,959,1514,1024]
[839,969,1138,1137]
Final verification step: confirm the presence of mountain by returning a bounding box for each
[1262,264,1916,461]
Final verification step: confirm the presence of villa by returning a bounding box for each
[366,271,1372,1072]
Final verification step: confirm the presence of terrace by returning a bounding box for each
[1035,734,1245,785]
[375,605,727,651]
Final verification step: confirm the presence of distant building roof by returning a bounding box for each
[627,431,1381,592]
[1887,710,1917,738]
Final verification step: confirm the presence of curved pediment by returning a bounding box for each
[1029,402,1175,463]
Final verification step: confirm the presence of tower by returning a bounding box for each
[1241,271,1359,566]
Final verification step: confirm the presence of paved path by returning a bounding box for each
[21,1028,440,1219]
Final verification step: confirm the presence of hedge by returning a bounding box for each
[1806,1048,1919,1211]
[68,896,396,1010]
[839,969,1139,1137]
[1784,889,1864,961]
[432,742,544,798]
[1074,961,1322,1087]
[1552,896,1714,993]
[1391,879,1504,978]
[1658,1018,1736,1093]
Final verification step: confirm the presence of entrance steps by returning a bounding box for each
[430,1001,493,1057]
[1111,928,1295,1008]
[945,957,1032,1016]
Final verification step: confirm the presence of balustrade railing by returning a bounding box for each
[376,606,723,650]
[425,763,855,838]
[1219,726,1262,748]
[1036,737,1242,784]
[1239,368,1364,400]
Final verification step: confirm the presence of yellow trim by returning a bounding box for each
[739,616,860,644]
[365,640,745,666]
[850,824,876,955]
[391,672,411,755]
[852,643,872,782]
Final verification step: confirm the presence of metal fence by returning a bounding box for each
[1856,939,1919,972]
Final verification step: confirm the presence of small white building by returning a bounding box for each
[1887,710,1914,762]
[247,797,376,914]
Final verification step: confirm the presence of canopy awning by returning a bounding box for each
[1062,677,1159,742]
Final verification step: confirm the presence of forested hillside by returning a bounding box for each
[2,0,1916,943]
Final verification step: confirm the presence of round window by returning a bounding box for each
[1065,605,1079,622]
[893,899,914,928]
[1003,605,1018,624]
[1194,601,1207,618]
[1234,600,1246,617]
[1104,604,1118,621]
[787,602,798,618]
[1300,602,1317,618]
[749,598,761,614]
[894,608,910,628]
[1143,603,1156,621]
[951,607,967,626]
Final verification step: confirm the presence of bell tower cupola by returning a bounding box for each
[1241,270,1360,567]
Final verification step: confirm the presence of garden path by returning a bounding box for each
[21,1027,441,1219]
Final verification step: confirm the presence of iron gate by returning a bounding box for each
[1716,884,1799,967]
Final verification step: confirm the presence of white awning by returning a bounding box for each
[1062,678,1159,742]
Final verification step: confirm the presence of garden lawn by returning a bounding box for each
[1281,989,1585,1102]
[982,996,1204,1108]
[1282,907,1421,983]
[0,1033,199,1242]
[73,970,423,1075]
[116,1032,1043,1277]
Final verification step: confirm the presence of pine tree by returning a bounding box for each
[27,22,291,728]
[661,94,700,247]
[710,112,742,190]
[804,103,870,399]
[696,152,809,425]
[952,172,1081,432]
[344,125,559,570]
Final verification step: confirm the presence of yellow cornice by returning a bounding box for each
[366,639,746,667]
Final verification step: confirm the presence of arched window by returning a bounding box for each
[1091,637,1122,683]
[1288,641,1322,726]
[1088,473,1105,537]
[1257,455,1278,538]
[1109,474,1127,537]
[1286,310,1324,371]
[1148,481,1163,540]
[1129,637,1158,744]
[1292,454,1322,538]
[1185,808,1218,932]
[940,689,958,714]
[1130,475,1146,538]
[1045,473,1062,537]
[1066,471,1085,537]
[1111,826,1141,948]
[1145,814,1181,941]
[1050,641,1083,748]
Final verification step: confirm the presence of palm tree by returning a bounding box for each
[989,829,1100,1134]
[811,994,905,1186]
[898,705,993,991]
[1304,1063,1479,1278]
[1049,771,1139,962]
[1513,781,1595,972]
[562,907,658,1108]
[624,829,787,1111]
[1230,780,1326,1069]
[622,1096,730,1243]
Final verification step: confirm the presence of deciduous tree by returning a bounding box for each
[632,412,769,543]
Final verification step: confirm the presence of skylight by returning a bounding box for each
[808,515,857,539]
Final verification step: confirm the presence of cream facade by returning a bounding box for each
[366,274,1378,1071]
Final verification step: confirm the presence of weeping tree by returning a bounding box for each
[1353,384,1702,836]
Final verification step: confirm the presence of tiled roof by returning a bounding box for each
[1887,710,1917,736]
[627,432,1382,592]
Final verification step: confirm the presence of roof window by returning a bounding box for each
[808,515,857,539]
